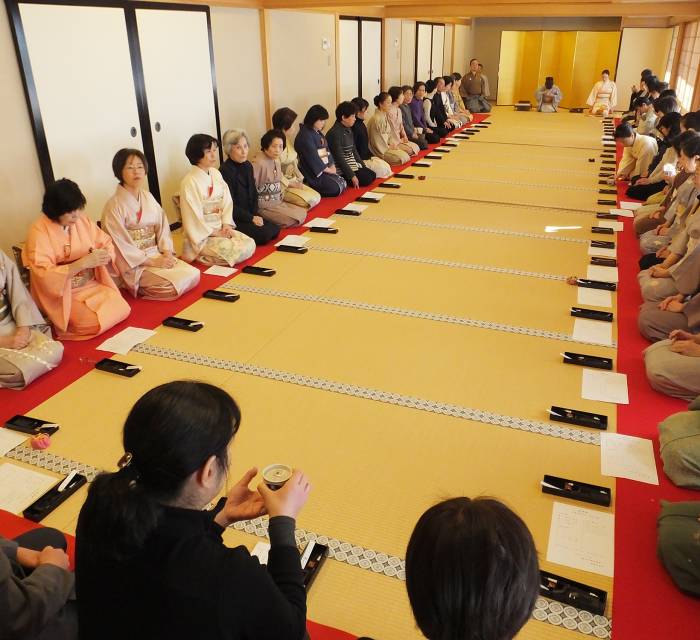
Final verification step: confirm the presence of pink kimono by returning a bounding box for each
[102,185,200,300]
[22,214,131,340]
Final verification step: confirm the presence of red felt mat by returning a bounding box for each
[612,135,700,639]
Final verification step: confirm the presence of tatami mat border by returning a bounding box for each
[5,446,101,481]
[349,216,588,244]
[222,284,617,348]
[309,246,568,281]
[131,343,601,445]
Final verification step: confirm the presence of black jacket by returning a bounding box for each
[432,91,450,128]
[351,118,372,161]
[326,121,366,181]
[220,158,258,224]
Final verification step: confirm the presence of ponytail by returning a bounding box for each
[374,91,390,108]
[78,381,241,560]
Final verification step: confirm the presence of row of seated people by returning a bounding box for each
[2,380,540,640]
[1,77,474,389]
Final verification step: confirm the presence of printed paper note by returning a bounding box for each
[0,428,28,457]
[275,235,310,248]
[577,288,613,308]
[601,433,659,485]
[582,369,629,404]
[97,327,156,355]
[573,318,613,346]
[587,265,619,283]
[203,265,237,277]
[0,463,58,514]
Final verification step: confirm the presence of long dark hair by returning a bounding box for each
[78,381,241,560]
[406,497,539,640]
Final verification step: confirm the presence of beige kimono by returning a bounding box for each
[102,185,200,300]
[279,142,321,209]
[179,166,256,267]
[367,111,410,166]
[587,79,618,115]
[618,133,658,179]
[0,251,63,388]
[252,154,307,228]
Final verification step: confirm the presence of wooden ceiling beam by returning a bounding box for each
[384,2,700,18]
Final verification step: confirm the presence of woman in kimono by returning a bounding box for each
[535,77,563,112]
[0,251,63,388]
[220,129,280,245]
[102,148,200,300]
[587,69,618,116]
[271,107,322,210]
[387,87,420,157]
[179,134,256,267]
[349,97,393,178]
[22,179,131,341]
[252,129,308,228]
[367,92,411,166]
[294,105,347,198]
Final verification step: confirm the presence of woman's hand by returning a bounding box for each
[670,340,700,357]
[214,224,235,239]
[323,166,337,175]
[76,248,110,271]
[670,329,695,342]
[659,294,685,312]
[214,467,266,528]
[650,265,670,278]
[252,216,264,227]
[258,469,311,520]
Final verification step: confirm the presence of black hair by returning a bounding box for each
[443,75,454,87]
[675,130,698,155]
[42,178,87,220]
[271,107,297,132]
[469,58,478,65]
[413,81,426,93]
[545,76,554,89]
[112,148,148,184]
[303,104,330,127]
[260,128,286,150]
[335,100,358,120]
[424,79,436,93]
[78,381,241,560]
[374,91,391,107]
[406,497,539,640]
[683,111,700,132]
[602,69,610,75]
[681,131,700,159]
[388,86,402,102]
[185,134,218,165]
[641,68,653,79]
[660,88,677,98]
[402,85,413,93]
[654,96,680,115]
[614,122,634,139]
[452,72,462,80]
[351,96,369,111]
[658,111,681,138]
[645,74,661,92]
[657,80,670,93]
[634,96,652,107]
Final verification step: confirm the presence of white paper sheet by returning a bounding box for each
[596,220,624,232]
[97,327,157,355]
[275,235,310,248]
[610,208,635,218]
[203,265,237,277]
[303,217,336,228]
[435,146,451,151]
[582,369,629,404]
[600,433,659,485]
[339,202,367,213]
[0,428,28,457]
[364,192,385,201]
[577,287,613,308]
[415,161,433,166]
[251,541,271,565]
[620,201,643,210]
[573,318,613,346]
[587,265,619,283]
[588,245,617,258]
[0,463,58,514]
[546,502,615,577]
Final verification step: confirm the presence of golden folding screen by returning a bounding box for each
[497,31,622,108]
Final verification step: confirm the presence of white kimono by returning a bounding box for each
[102,185,200,299]
[618,133,658,179]
[179,166,256,267]
[587,79,618,115]
[0,251,63,389]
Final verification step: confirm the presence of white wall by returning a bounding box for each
[444,24,454,73]
[400,20,416,85]
[0,3,46,254]
[211,7,267,146]
[616,27,673,111]
[455,24,474,76]
[383,18,402,88]
[267,10,336,124]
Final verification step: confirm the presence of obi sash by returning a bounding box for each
[127,224,157,252]
[258,180,283,204]
[202,195,224,230]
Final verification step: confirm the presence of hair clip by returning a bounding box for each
[118,452,133,469]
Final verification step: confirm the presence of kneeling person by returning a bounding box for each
[326,102,376,188]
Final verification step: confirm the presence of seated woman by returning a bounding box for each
[587,69,617,116]
[0,250,63,388]
[179,134,256,267]
[422,80,449,138]
[387,87,420,157]
[400,86,428,150]
[252,130,308,228]
[326,102,376,187]
[271,107,322,210]
[645,330,700,400]
[406,497,539,640]
[349,97,393,178]
[22,179,130,341]
[368,92,411,166]
[220,129,280,245]
[294,105,347,198]
[102,148,200,300]
[409,83,441,144]
[449,74,474,123]
[634,96,657,135]
[76,380,311,640]
[442,76,470,125]
[535,77,562,112]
